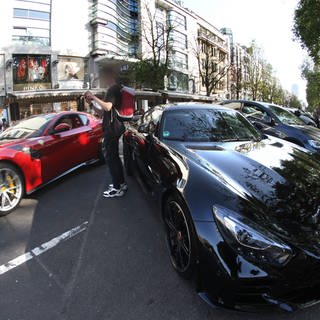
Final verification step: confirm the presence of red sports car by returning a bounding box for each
[0,111,104,215]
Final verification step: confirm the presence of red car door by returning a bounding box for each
[32,114,85,182]
[74,113,99,162]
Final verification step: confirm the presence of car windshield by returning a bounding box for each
[0,114,55,140]
[161,109,262,142]
[268,105,305,125]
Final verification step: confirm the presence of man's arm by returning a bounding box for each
[84,91,113,112]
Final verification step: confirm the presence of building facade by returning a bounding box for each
[0,0,231,122]
[140,0,229,99]
[221,28,251,100]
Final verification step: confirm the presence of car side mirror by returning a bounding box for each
[54,123,71,134]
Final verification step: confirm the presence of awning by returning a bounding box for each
[160,91,218,102]
[7,89,105,103]
[135,90,162,98]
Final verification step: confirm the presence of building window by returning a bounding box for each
[170,51,188,70]
[168,71,188,92]
[13,8,50,21]
[169,30,187,50]
[168,10,187,30]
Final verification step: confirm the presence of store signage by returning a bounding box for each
[21,83,51,91]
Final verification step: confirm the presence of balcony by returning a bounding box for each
[198,30,228,53]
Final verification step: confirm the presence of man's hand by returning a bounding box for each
[84,91,95,103]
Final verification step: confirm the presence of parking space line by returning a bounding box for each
[0,221,88,276]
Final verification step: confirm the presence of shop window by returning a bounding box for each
[12,54,51,91]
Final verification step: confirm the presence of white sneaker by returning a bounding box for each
[103,183,128,195]
[103,187,125,198]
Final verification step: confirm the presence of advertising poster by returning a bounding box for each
[58,57,85,89]
[12,55,51,91]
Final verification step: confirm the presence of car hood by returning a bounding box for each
[0,138,25,148]
[169,137,320,255]
[291,124,320,140]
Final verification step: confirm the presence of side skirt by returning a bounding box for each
[26,159,100,195]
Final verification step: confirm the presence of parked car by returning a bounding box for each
[123,103,320,311]
[0,112,104,215]
[284,107,318,127]
[220,100,320,152]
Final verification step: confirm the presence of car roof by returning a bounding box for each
[19,111,89,120]
[155,102,232,112]
[222,100,286,110]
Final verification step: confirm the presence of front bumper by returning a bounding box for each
[194,221,320,312]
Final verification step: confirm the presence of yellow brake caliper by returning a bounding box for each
[6,175,16,195]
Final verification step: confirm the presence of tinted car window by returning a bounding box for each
[161,109,261,142]
[243,104,266,121]
[268,105,305,125]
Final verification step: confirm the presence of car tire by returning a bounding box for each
[123,142,134,176]
[163,195,198,279]
[0,163,24,216]
[98,137,107,164]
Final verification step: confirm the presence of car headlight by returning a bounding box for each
[213,207,293,267]
[308,140,320,149]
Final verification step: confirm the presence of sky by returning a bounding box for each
[183,0,307,102]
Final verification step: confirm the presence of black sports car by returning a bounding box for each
[123,103,320,311]
[220,100,320,153]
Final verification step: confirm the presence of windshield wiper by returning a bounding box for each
[220,138,250,142]
[163,137,186,142]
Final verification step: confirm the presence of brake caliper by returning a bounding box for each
[6,175,16,195]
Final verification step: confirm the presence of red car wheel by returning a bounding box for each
[0,163,24,216]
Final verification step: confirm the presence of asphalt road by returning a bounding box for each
[1,163,320,320]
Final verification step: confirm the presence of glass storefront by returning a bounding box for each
[17,100,79,120]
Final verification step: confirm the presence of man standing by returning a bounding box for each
[85,66,127,198]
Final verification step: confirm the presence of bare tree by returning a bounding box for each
[230,64,244,99]
[194,39,229,97]
[130,3,177,90]
[246,42,264,100]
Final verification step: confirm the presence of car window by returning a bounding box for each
[143,108,162,125]
[54,114,84,130]
[79,114,89,126]
[267,105,305,126]
[161,109,261,142]
[242,104,267,121]
[222,101,242,111]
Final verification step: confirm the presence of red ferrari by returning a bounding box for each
[0,111,104,215]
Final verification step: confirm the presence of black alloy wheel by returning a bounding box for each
[163,196,197,279]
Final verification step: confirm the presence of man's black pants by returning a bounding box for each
[104,135,125,189]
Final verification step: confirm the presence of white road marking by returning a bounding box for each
[0,221,88,276]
